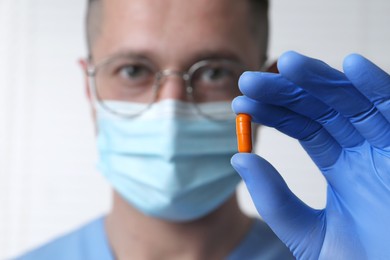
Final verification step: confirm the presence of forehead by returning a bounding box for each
[93,0,262,67]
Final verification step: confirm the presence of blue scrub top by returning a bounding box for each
[15,216,294,260]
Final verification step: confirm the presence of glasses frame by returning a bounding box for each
[87,55,247,120]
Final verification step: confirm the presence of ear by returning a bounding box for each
[78,59,92,101]
[78,58,97,133]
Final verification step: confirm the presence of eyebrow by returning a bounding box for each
[187,49,243,65]
[94,48,243,68]
[92,51,154,65]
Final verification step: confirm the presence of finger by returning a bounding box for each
[278,51,390,148]
[343,54,390,123]
[231,153,324,259]
[238,72,364,148]
[232,96,341,168]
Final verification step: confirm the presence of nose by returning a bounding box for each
[155,71,190,102]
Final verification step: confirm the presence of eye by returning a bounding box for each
[118,64,152,80]
[200,67,231,82]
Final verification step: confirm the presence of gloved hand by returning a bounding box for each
[231,51,390,260]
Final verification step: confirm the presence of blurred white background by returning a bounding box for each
[0,0,389,258]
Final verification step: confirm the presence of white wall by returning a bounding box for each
[0,0,389,258]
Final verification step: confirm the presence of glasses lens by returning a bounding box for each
[93,56,157,116]
[189,60,243,119]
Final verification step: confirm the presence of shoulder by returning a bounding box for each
[229,218,295,260]
[14,216,112,260]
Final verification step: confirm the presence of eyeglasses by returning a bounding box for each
[87,54,246,119]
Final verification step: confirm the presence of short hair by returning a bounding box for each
[85,0,269,59]
[85,0,102,56]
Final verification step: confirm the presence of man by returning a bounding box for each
[17,0,390,259]
[17,0,294,259]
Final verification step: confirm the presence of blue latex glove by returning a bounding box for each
[231,51,390,259]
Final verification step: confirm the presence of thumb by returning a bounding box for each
[231,153,325,259]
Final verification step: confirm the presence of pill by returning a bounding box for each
[236,114,252,153]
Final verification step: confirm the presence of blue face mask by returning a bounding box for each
[96,100,240,222]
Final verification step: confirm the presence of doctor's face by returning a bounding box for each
[89,0,266,103]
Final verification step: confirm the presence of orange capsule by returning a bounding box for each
[236,114,252,153]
